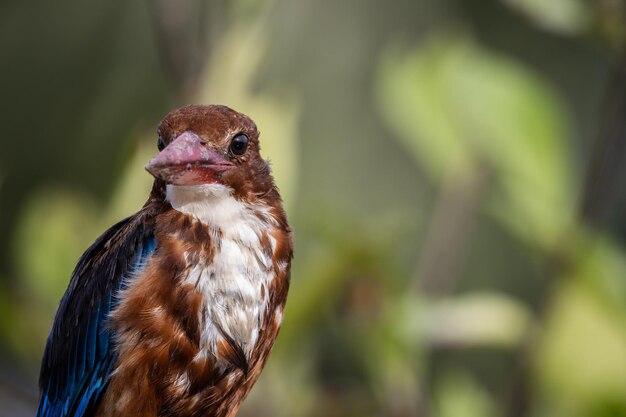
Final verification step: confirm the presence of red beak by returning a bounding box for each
[146,132,233,185]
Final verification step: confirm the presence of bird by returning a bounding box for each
[36,104,293,417]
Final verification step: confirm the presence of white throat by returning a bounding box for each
[166,184,244,227]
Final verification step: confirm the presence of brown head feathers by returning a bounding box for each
[153,105,276,202]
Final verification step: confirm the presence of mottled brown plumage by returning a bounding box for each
[98,207,291,417]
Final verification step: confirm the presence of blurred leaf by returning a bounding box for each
[574,233,626,317]
[361,293,424,416]
[14,188,98,308]
[502,0,590,35]
[10,189,104,364]
[397,292,531,349]
[377,32,575,249]
[377,36,473,181]
[435,369,496,417]
[536,280,626,416]
[278,239,353,346]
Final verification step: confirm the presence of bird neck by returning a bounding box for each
[165,184,257,227]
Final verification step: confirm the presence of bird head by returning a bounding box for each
[146,105,275,200]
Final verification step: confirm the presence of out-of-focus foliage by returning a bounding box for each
[501,0,590,34]
[1,1,625,417]
[537,235,626,416]
[377,32,574,249]
[434,369,496,417]
[376,28,626,417]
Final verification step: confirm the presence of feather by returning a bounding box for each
[36,206,158,417]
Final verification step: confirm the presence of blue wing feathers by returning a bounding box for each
[85,304,98,372]
[36,214,157,417]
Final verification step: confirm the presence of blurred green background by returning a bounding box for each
[1,0,626,416]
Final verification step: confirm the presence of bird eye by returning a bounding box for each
[230,134,249,156]
[157,135,166,151]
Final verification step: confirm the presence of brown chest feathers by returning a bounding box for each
[96,185,291,417]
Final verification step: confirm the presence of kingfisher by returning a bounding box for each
[36,105,293,417]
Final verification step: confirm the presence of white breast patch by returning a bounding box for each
[166,184,278,367]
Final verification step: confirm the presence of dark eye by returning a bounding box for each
[230,134,249,155]
[157,135,166,151]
